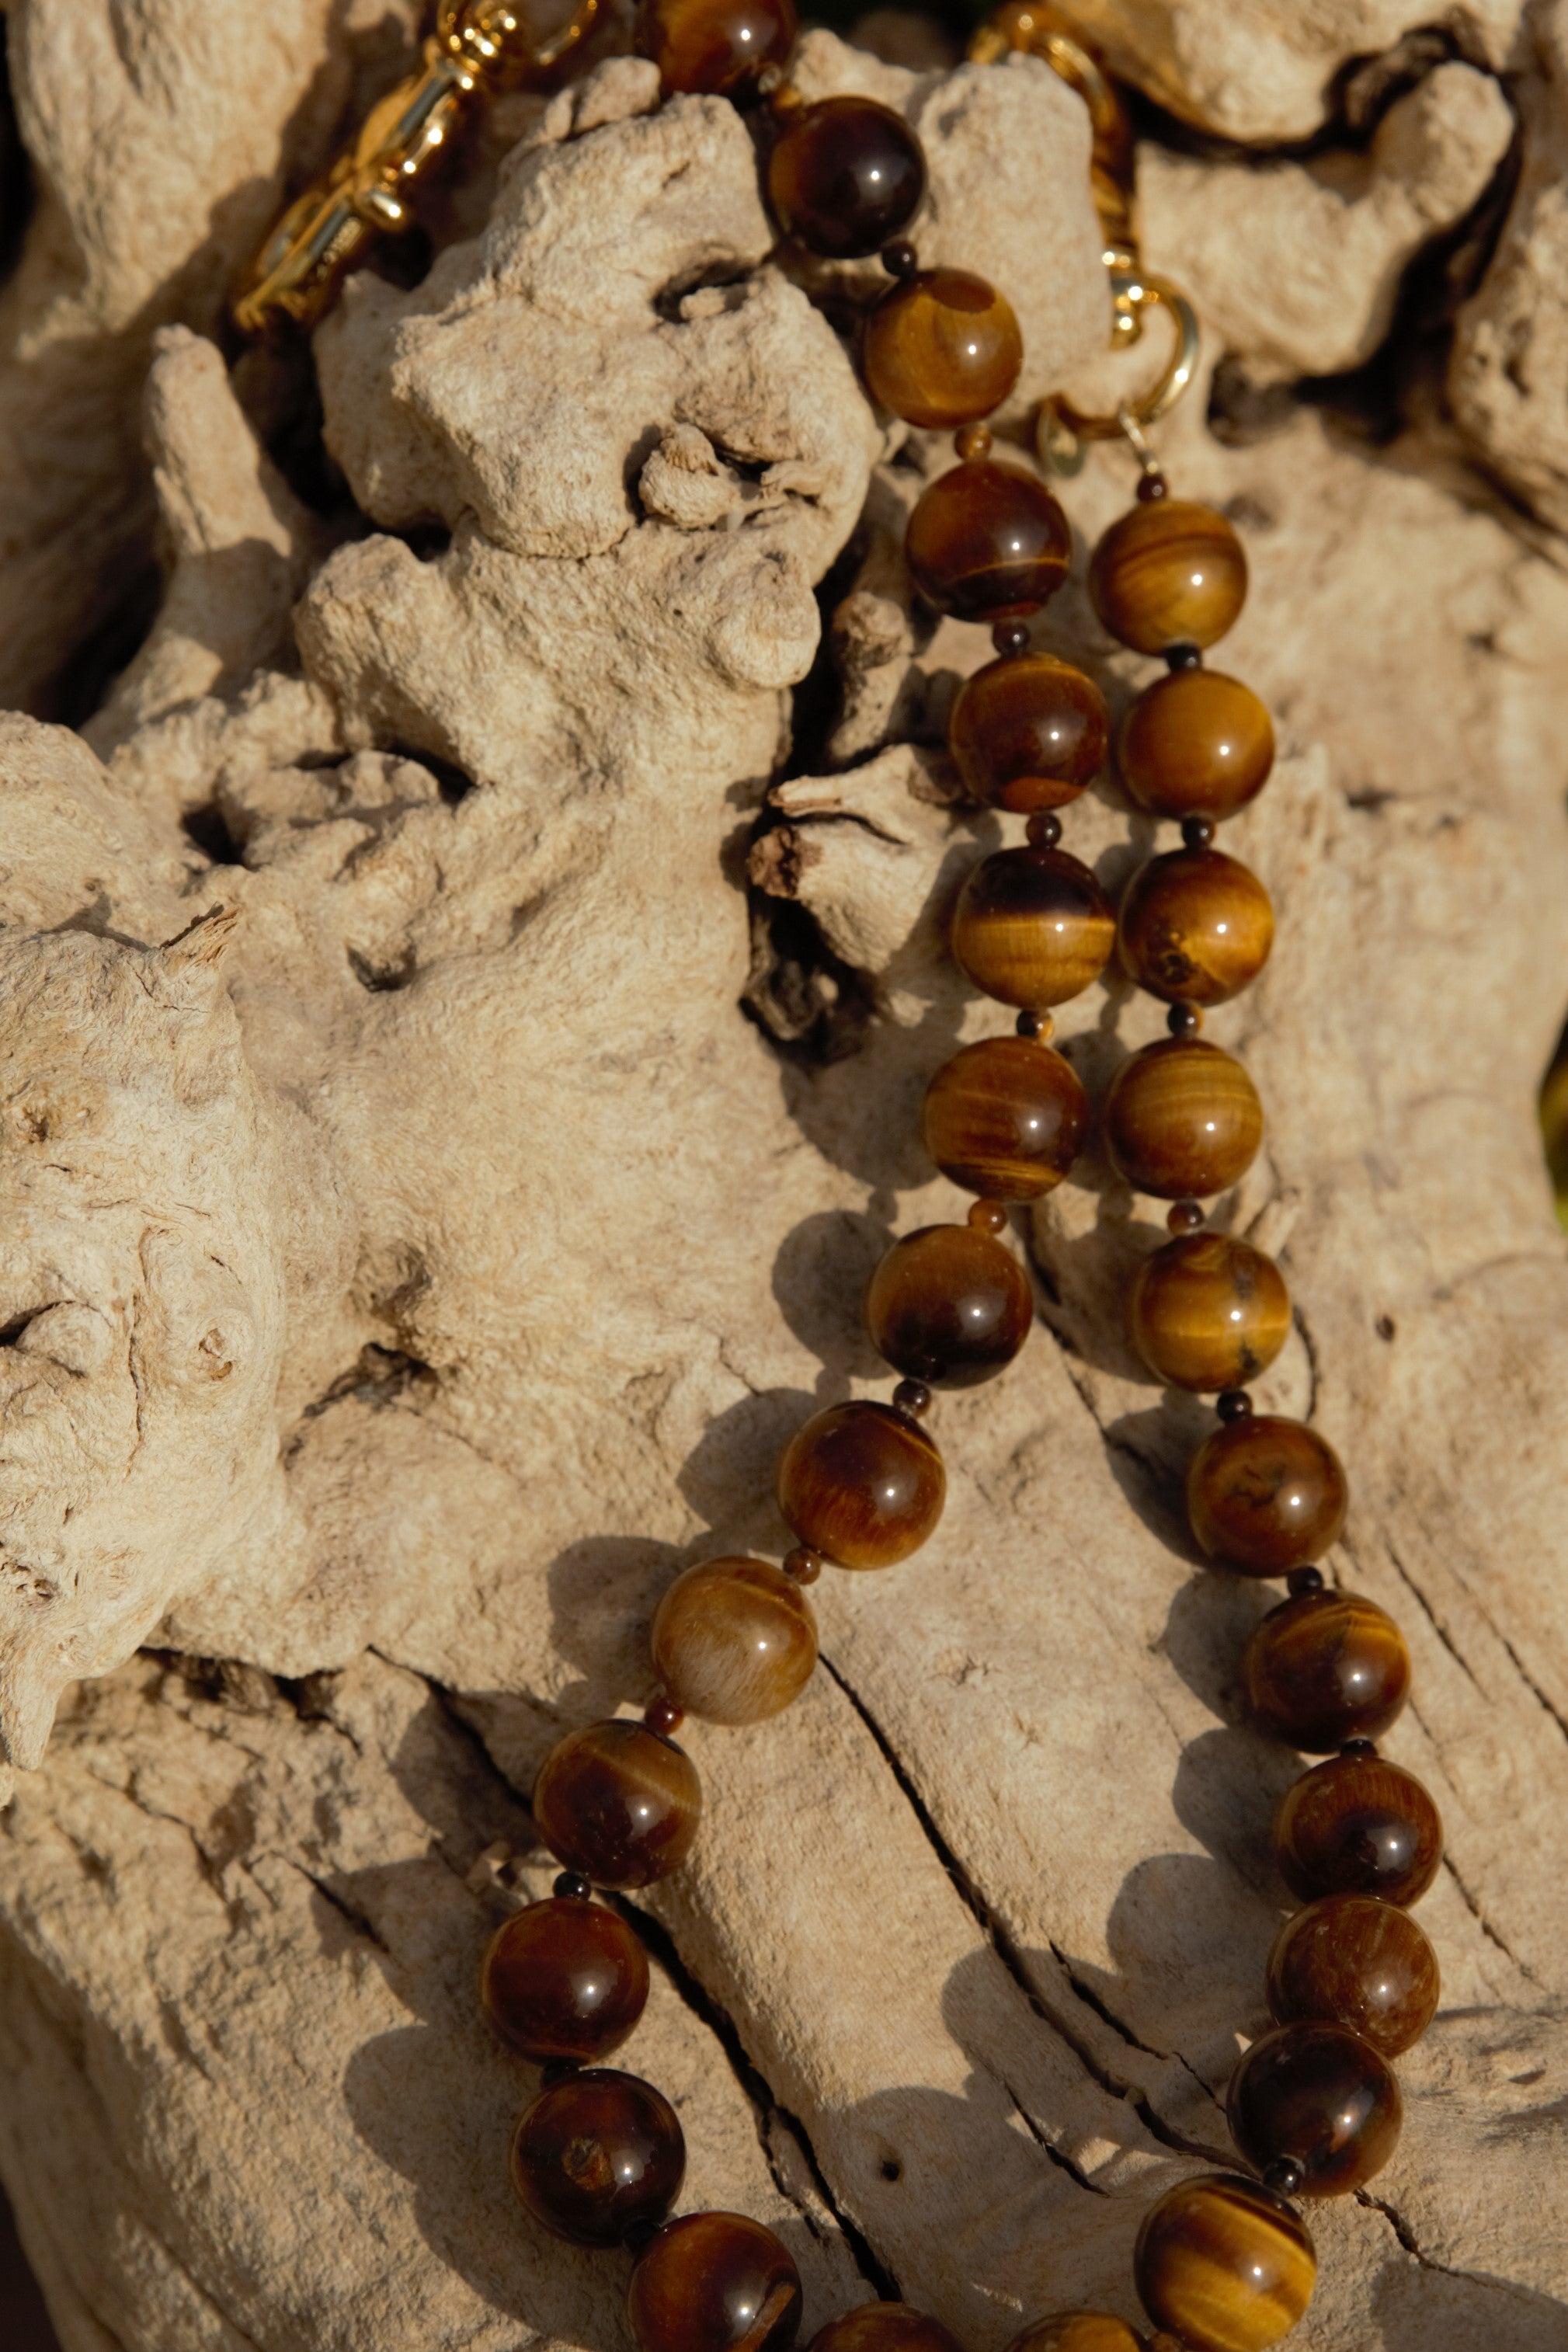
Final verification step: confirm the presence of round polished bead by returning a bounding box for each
[1130,1233,1291,1393]
[511,2068,684,2247]
[634,0,796,97]
[892,1376,933,1417]
[1135,2173,1314,2352]
[1169,1200,1205,1236]
[482,1895,650,2064]
[1273,1752,1442,1906]
[1005,2318,1143,2352]
[651,1556,818,1725]
[629,2211,804,2352]
[533,1718,701,1890]
[866,1222,1032,1388]
[951,846,1114,1009]
[810,2304,965,2352]
[1118,670,1275,822]
[1242,1589,1410,1752]
[863,268,1023,429]
[1267,1894,1440,2057]
[1090,499,1248,655]
[1118,848,1274,1007]
[1187,1414,1347,1575]
[922,1035,1087,1200]
[767,97,926,259]
[777,1399,944,1569]
[1103,1039,1263,1201]
[906,460,1072,621]
[1227,2022,1402,2197]
[947,653,1108,813]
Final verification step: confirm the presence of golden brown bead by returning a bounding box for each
[1118,670,1275,822]
[532,1718,701,1890]
[1103,1039,1263,1201]
[784,1544,824,1584]
[651,1557,818,1725]
[1187,1414,1347,1575]
[634,0,796,99]
[1004,2318,1143,2352]
[1135,2173,1315,2352]
[967,1199,1008,1233]
[1266,1894,1440,2057]
[777,1399,944,1569]
[1242,1589,1410,1752]
[1130,1233,1291,1393]
[1227,2021,1402,2197]
[951,846,1114,1009]
[511,2068,684,2246]
[482,1895,650,2064]
[947,653,1109,813]
[865,1222,1033,1387]
[1090,499,1248,655]
[922,1035,1088,1200]
[863,269,1022,430]
[810,2304,965,2352]
[767,97,926,259]
[906,459,1072,621]
[629,2211,804,2352]
[1118,847,1274,1006]
[1273,1752,1442,1907]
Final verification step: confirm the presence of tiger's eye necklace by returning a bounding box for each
[238,10,1445,2350]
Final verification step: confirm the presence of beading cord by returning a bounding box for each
[238,10,1443,2349]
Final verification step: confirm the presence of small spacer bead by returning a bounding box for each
[892,1377,933,1421]
[954,422,993,461]
[541,2055,583,2085]
[1164,641,1203,672]
[1136,471,1170,503]
[968,1199,1009,1234]
[1262,2156,1305,2199]
[1025,810,1062,849]
[1216,1389,1253,1423]
[622,2216,662,2255]
[643,1690,686,1738]
[1167,1000,1202,1037]
[784,1545,825,1585]
[1180,815,1216,851]
[553,1870,592,1900]
[881,238,919,280]
[1167,1200,1205,1237]
[1016,1008,1055,1042]
[992,618,1031,657]
[1340,1735,1378,1758]
[1288,1564,1326,1597]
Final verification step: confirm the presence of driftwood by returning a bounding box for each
[0,4,1566,2347]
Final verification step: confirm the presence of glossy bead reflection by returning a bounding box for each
[864,269,1023,428]
[1118,670,1274,821]
[629,2211,804,2352]
[482,1895,650,2062]
[777,1399,944,1568]
[533,1718,701,1889]
[1103,1039,1263,1200]
[1134,2173,1315,2352]
[948,653,1109,812]
[1227,2021,1402,2197]
[635,0,796,98]
[1187,1414,1348,1574]
[1090,499,1248,654]
[810,2303,965,2352]
[906,460,1072,621]
[1273,1752,1442,1906]
[866,1222,1033,1387]
[1267,1894,1440,2056]
[1118,847,1274,1006]
[951,845,1114,1008]
[1242,1589,1410,1752]
[1005,2316,1143,2352]
[651,1557,818,1724]
[921,1035,1088,1199]
[1130,1233,1291,1393]
[511,2068,684,2246]
[767,97,926,259]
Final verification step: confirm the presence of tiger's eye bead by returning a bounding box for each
[533,1719,701,1890]
[635,0,796,97]
[1090,499,1248,654]
[1227,2022,1402,2197]
[906,460,1072,621]
[1242,1590,1410,1752]
[630,2211,803,2352]
[1118,670,1275,821]
[864,269,1023,430]
[1130,1233,1291,1393]
[1103,1039,1263,1201]
[777,1399,944,1568]
[947,653,1109,812]
[1118,848,1274,1007]
[767,97,926,259]
[1187,1414,1347,1574]
[511,2068,684,2246]
[923,1035,1088,1199]
[651,1557,818,1725]
[1273,1752,1442,1906]
[1267,1894,1440,2056]
[1135,2173,1315,2352]
[951,847,1114,1009]
[811,2304,965,2352]
[866,1222,1032,1388]
[482,1895,650,2063]
[1005,2318,1143,2352]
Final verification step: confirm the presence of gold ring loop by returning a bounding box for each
[1046,270,1199,443]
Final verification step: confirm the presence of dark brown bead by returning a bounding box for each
[1242,1590,1410,1752]
[1135,2173,1315,2352]
[1169,1200,1205,1236]
[954,423,993,460]
[1004,2319,1142,2352]
[1266,1894,1440,2057]
[892,1377,933,1418]
[767,97,926,259]
[1227,2022,1401,2197]
[651,1557,817,1724]
[783,1544,824,1584]
[1130,1233,1291,1393]
[533,1718,701,1890]
[906,459,1072,622]
[629,2211,803,2352]
[510,2068,684,2247]
[482,1896,650,2064]
[947,653,1109,813]
[1103,1039,1263,1201]
[993,619,1031,656]
[1272,1752,1442,1906]
[777,1399,944,1569]
[644,1692,686,1737]
[863,268,1023,429]
[811,2304,965,2352]
[1118,670,1275,821]
[1118,848,1274,1007]
[882,239,919,279]
[865,1222,1032,1388]
[635,0,795,99]
[951,846,1114,1009]
[967,1197,1008,1233]
[1187,1414,1348,1575]
[1090,499,1248,654]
